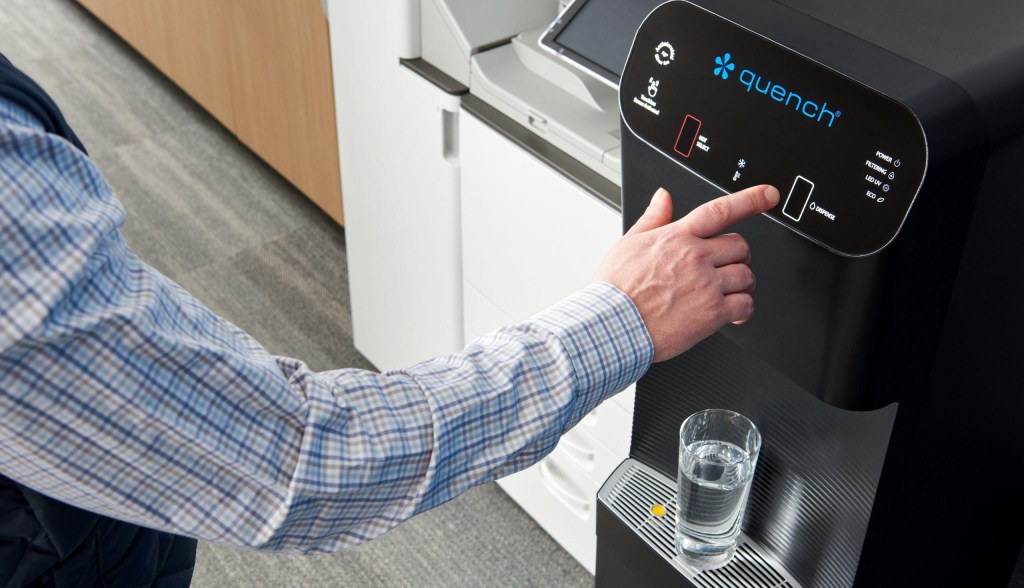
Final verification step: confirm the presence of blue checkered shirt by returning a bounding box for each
[0,96,653,553]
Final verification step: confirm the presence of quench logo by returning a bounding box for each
[713,53,841,128]
[713,53,735,79]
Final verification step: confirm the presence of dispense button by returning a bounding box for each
[673,114,702,158]
[782,176,814,222]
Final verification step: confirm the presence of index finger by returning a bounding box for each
[678,185,780,238]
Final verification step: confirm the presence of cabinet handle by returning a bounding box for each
[441,108,459,164]
[539,458,593,519]
[557,426,596,468]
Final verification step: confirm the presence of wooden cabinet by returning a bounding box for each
[76,0,344,224]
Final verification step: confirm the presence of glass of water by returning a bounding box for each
[676,408,761,569]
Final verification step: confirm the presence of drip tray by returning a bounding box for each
[598,459,802,588]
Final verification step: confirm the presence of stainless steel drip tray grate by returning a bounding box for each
[599,459,802,588]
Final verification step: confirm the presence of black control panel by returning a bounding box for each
[620,1,928,256]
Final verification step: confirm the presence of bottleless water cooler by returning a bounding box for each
[595,1,1024,586]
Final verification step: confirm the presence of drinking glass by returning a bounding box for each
[676,408,761,568]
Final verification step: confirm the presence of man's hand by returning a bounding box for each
[594,185,780,362]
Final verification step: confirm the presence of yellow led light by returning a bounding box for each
[650,504,666,517]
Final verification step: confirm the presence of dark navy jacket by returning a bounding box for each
[0,53,197,587]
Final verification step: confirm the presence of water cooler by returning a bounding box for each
[595,1,1024,586]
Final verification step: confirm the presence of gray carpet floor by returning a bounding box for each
[1,0,592,586]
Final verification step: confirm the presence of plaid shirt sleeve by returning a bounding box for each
[0,98,653,553]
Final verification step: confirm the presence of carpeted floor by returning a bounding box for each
[0,1,593,586]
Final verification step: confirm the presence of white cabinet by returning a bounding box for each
[460,111,635,573]
[329,1,464,371]
[460,117,620,325]
[331,2,638,572]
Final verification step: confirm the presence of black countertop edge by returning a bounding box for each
[400,58,468,95]
[460,94,622,212]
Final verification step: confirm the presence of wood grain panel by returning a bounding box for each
[75,0,343,224]
[227,0,343,223]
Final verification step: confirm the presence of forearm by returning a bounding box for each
[395,282,652,517]
[255,282,653,552]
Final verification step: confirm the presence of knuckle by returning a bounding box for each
[730,294,754,321]
[744,188,761,212]
[707,199,731,223]
[681,245,710,269]
[729,233,751,256]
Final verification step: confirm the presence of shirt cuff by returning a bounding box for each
[528,281,654,427]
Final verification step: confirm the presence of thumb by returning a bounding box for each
[625,188,673,236]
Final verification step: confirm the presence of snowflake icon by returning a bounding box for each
[714,53,736,79]
[738,159,747,168]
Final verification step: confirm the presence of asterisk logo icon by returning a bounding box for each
[714,53,735,79]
